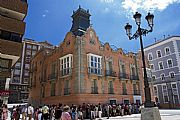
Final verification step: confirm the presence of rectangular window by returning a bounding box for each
[32,51,36,56]
[170,72,175,78]
[25,64,30,69]
[122,82,127,95]
[108,81,114,94]
[165,47,170,55]
[158,62,164,69]
[64,80,70,95]
[167,59,173,68]
[32,45,38,50]
[24,70,29,76]
[162,85,169,103]
[51,82,55,96]
[150,64,154,71]
[91,79,98,94]
[148,53,153,60]
[174,95,179,104]
[60,54,73,76]
[157,50,162,58]
[87,53,102,75]
[161,74,165,80]
[26,50,31,56]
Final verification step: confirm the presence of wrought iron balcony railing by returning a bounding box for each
[105,70,117,77]
[130,75,139,80]
[133,90,140,95]
[48,74,57,80]
[91,87,98,94]
[119,73,129,79]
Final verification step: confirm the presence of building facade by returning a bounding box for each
[144,36,180,108]
[0,0,28,105]
[29,7,146,106]
[8,39,53,103]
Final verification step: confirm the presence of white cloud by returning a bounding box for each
[42,10,49,18]
[122,0,180,14]
[42,14,46,18]
[101,0,114,3]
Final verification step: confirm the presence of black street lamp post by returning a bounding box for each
[125,12,154,107]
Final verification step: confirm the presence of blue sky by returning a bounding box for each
[24,0,180,52]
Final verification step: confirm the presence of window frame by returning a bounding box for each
[158,61,164,70]
[164,47,170,55]
[156,50,162,58]
[148,53,153,60]
[167,59,173,68]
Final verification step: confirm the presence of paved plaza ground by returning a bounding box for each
[98,109,180,120]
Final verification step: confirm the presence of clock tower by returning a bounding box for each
[70,6,91,36]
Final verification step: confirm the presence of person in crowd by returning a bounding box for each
[42,105,49,120]
[98,103,102,119]
[21,105,27,120]
[60,105,71,120]
[27,104,34,120]
[71,105,78,120]
[77,105,83,120]
[105,104,110,119]
[1,104,8,120]
[55,103,62,120]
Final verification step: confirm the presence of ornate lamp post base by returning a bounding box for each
[141,107,161,120]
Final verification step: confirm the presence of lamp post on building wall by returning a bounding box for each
[124,12,154,107]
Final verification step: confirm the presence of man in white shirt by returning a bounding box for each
[27,104,34,120]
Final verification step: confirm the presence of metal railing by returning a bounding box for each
[133,90,140,95]
[130,75,139,80]
[105,70,117,77]
[119,73,129,79]
[48,74,57,80]
[91,87,98,94]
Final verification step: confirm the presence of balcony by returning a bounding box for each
[0,15,26,35]
[48,74,57,80]
[91,87,98,94]
[64,88,70,95]
[122,89,127,95]
[130,75,139,80]
[88,67,102,75]
[108,88,114,94]
[60,68,72,77]
[105,70,117,77]
[119,73,129,79]
[0,0,27,16]
[133,90,140,95]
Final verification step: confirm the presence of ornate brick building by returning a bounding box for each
[29,7,146,106]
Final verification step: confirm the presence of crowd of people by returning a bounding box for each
[1,102,144,120]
